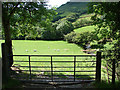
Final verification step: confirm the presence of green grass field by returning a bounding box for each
[74,25,97,33]
[12,40,87,55]
[6,40,96,80]
[0,35,110,81]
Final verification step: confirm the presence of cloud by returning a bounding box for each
[47,0,70,8]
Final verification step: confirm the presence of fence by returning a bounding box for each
[101,55,120,84]
[2,43,118,84]
[10,54,99,83]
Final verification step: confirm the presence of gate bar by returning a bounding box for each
[12,55,96,57]
[28,55,32,79]
[74,56,76,81]
[51,56,53,81]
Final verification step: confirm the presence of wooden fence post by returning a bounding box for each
[96,51,101,83]
[2,43,10,81]
[112,59,115,84]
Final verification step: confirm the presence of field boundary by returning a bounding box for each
[10,53,100,84]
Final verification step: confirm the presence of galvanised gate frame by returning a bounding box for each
[11,52,101,83]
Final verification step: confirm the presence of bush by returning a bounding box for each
[66,13,79,22]
[64,32,76,43]
[55,20,74,38]
[64,31,98,46]
[73,18,93,29]
[72,32,90,45]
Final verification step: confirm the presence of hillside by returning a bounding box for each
[57,2,88,17]
[52,2,89,22]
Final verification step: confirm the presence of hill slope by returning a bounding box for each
[57,2,88,17]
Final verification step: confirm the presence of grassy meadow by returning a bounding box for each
[4,40,96,80]
[12,40,86,55]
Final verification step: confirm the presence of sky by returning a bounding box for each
[47,0,70,8]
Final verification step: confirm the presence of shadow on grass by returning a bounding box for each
[2,68,96,89]
[75,74,94,80]
[2,75,23,89]
[44,72,67,78]
[93,80,120,88]
[10,69,94,82]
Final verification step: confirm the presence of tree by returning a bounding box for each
[89,2,120,39]
[66,13,79,22]
[89,2,120,82]
[89,2,120,50]
[55,19,74,39]
[40,18,57,40]
[2,2,56,67]
[40,19,74,40]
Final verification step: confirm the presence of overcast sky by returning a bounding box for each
[47,0,70,8]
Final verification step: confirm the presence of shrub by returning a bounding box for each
[55,20,74,39]
[72,32,90,45]
[73,18,93,29]
[64,31,98,46]
[66,13,79,22]
[64,32,76,43]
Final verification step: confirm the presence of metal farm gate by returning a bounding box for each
[10,52,101,84]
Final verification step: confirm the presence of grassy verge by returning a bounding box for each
[93,80,120,88]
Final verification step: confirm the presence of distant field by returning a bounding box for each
[0,35,87,57]
[74,25,97,33]
[12,40,86,55]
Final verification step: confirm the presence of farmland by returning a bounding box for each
[3,40,95,80]
[12,40,86,55]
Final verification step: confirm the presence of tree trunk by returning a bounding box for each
[2,17,13,68]
[2,3,13,68]
[4,21,13,67]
